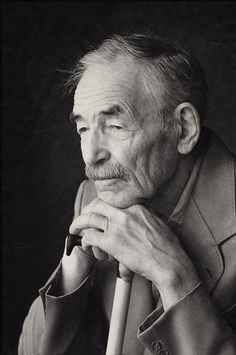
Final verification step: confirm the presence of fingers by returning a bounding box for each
[82,198,117,218]
[69,199,113,260]
[69,212,107,235]
[63,236,95,263]
[81,238,92,253]
[82,228,108,252]
[92,247,108,261]
[82,229,108,261]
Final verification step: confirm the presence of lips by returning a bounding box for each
[94,177,125,190]
[93,176,123,181]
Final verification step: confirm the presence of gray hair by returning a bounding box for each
[66,33,207,129]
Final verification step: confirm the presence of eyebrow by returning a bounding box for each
[69,112,82,124]
[69,104,124,124]
[101,104,124,116]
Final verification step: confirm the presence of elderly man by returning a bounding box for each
[19,33,236,355]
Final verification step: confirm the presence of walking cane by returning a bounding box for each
[105,265,133,355]
[66,234,133,355]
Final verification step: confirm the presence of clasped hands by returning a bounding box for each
[66,198,200,310]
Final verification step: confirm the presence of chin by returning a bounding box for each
[97,190,140,209]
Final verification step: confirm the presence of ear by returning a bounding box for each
[175,102,201,155]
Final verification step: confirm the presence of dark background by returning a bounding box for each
[2,2,236,354]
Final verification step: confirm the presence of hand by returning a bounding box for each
[70,198,200,310]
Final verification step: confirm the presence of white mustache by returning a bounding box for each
[85,165,128,180]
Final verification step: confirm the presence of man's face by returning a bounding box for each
[72,60,178,208]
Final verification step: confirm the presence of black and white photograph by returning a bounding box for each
[2,2,236,354]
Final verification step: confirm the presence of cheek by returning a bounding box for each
[113,148,137,173]
[108,138,139,171]
[136,137,178,185]
[136,138,160,171]
[111,135,156,178]
[149,142,178,183]
[80,141,87,162]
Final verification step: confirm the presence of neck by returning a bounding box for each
[145,152,196,220]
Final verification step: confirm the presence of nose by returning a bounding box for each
[81,129,110,166]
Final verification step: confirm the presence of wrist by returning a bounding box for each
[152,262,200,311]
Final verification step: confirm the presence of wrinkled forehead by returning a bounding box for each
[73,62,143,114]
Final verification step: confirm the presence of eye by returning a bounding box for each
[77,127,89,136]
[109,125,123,130]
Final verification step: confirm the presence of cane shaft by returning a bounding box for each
[105,277,132,355]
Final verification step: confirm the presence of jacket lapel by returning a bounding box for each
[180,196,224,292]
[180,133,236,293]
[192,133,236,244]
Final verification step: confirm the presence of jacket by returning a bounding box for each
[19,131,236,355]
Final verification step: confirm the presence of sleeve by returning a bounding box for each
[137,282,236,355]
[18,296,45,355]
[18,180,107,355]
[18,260,97,355]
